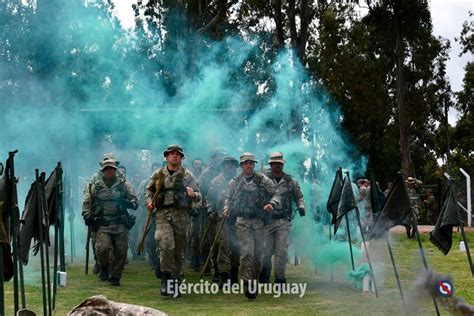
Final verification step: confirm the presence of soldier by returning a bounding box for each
[356,179,372,231]
[82,157,138,286]
[259,152,305,284]
[191,158,204,178]
[423,190,438,225]
[196,147,226,279]
[405,177,422,239]
[222,152,280,300]
[208,156,240,285]
[146,144,201,297]
[185,157,204,264]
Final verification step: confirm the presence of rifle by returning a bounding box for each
[137,171,163,255]
[85,183,92,274]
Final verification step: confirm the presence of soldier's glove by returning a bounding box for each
[83,215,94,227]
[122,199,138,210]
[208,211,218,223]
[297,208,306,217]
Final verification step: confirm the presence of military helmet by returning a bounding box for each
[100,158,118,170]
[239,152,258,164]
[211,147,227,157]
[163,144,184,157]
[268,151,286,164]
[221,155,239,167]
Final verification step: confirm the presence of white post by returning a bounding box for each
[460,168,472,227]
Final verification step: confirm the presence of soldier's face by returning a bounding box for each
[103,167,117,179]
[223,162,236,174]
[166,151,183,166]
[240,161,255,176]
[270,162,283,173]
[193,160,202,170]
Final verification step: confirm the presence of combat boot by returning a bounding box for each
[108,276,120,286]
[93,262,100,274]
[219,272,230,289]
[160,272,172,297]
[230,266,239,285]
[274,278,286,284]
[244,281,257,300]
[99,267,109,281]
[259,266,270,283]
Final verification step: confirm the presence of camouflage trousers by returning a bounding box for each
[146,216,159,269]
[155,209,188,278]
[190,208,206,261]
[262,218,290,280]
[95,226,128,279]
[217,221,240,274]
[129,207,148,259]
[235,217,264,282]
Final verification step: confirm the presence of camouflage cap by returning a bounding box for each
[100,158,118,170]
[163,144,184,157]
[239,152,258,164]
[268,151,286,164]
[221,155,239,166]
[100,153,120,167]
[211,147,227,157]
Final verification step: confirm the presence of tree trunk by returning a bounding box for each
[394,0,415,177]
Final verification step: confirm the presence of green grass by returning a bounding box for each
[3,231,473,315]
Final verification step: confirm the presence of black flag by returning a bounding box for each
[370,175,411,238]
[370,173,385,214]
[334,176,356,234]
[429,181,462,255]
[326,168,343,225]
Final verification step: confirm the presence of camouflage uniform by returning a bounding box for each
[195,149,225,275]
[208,158,240,282]
[261,153,305,283]
[357,185,372,229]
[145,166,201,279]
[224,154,279,291]
[137,178,159,270]
[82,159,138,285]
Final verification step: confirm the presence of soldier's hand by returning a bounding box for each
[186,187,196,199]
[297,208,306,217]
[208,211,217,223]
[263,204,273,212]
[146,201,155,212]
[222,209,230,218]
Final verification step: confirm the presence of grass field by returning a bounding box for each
[3,230,473,315]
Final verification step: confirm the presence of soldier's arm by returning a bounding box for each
[223,178,236,216]
[123,181,139,210]
[81,183,91,219]
[292,179,306,210]
[145,171,159,205]
[262,176,280,208]
[185,171,201,203]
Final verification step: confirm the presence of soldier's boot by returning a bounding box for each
[274,278,286,284]
[230,266,239,285]
[219,272,230,289]
[192,255,200,272]
[108,275,120,286]
[212,264,220,283]
[171,278,181,298]
[155,266,162,279]
[160,272,172,297]
[259,266,270,283]
[99,267,109,281]
[93,262,100,275]
[244,281,257,300]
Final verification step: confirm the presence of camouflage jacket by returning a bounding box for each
[264,170,305,219]
[208,171,235,216]
[82,175,138,229]
[145,166,201,211]
[197,163,222,198]
[224,172,280,219]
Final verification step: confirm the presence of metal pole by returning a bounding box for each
[355,207,379,297]
[386,236,405,308]
[36,170,48,316]
[329,224,333,281]
[459,168,471,227]
[345,214,355,271]
[412,211,440,316]
[41,178,52,316]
